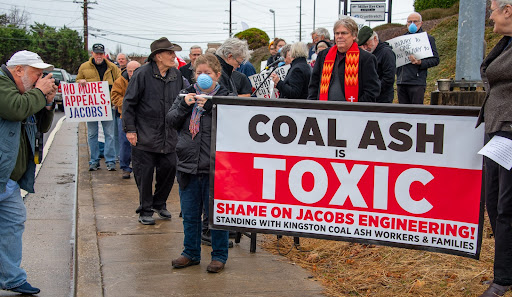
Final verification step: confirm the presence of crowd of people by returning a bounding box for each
[0,5,510,296]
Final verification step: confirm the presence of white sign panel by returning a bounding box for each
[351,3,386,21]
[61,81,113,122]
[388,32,434,68]
[249,65,290,99]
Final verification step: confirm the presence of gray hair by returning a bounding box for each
[190,45,202,52]
[408,12,423,22]
[290,42,308,59]
[495,0,512,8]
[117,53,129,61]
[206,48,217,54]
[216,38,251,61]
[311,27,330,40]
[371,31,379,42]
[280,44,292,59]
[333,18,359,37]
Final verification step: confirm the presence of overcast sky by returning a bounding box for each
[1,0,414,58]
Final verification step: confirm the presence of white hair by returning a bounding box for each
[495,0,512,8]
[290,42,309,59]
[216,38,251,61]
[311,27,331,40]
[190,45,202,51]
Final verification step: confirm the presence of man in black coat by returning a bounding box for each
[358,26,396,103]
[308,18,380,102]
[180,45,202,85]
[396,12,439,104]
[122,37,183,225]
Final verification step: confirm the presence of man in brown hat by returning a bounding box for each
[122,37,183,225]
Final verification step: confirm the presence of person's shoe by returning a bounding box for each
[206,260,225,273]
[152,208,171,219]
[89,163,99,171]
[8,282,40,294]
[122,171,131,179]
[172,255,200,268]
[479,283,511,297]
[106,163,116,171]
[138,215,155,225]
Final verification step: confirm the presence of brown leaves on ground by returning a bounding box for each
[259,217,495,297]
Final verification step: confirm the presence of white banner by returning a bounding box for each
[388,32,434,68]
[61,81,113,122]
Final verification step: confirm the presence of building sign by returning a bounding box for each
[350,3,386,21]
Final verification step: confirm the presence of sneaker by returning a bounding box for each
[152,208,172,219]
[89,163,99,171]
[8,282,40,294]
[107,164,116,171]
[138,215,155,225]
[122,171,131,179]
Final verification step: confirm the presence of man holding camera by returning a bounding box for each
[0,50,57,295]
[77,43,121,171]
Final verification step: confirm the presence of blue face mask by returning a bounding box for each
[408,23,418,34]
[197,73,213,90]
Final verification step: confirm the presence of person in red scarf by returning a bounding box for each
[308,18,380,102]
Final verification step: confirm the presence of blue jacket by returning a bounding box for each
[0,65,53,193]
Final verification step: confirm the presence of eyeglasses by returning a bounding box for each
[232,56,245,67]
[406,19,421,24]
[488,4,510,15]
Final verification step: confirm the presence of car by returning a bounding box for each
[44,68,73,111]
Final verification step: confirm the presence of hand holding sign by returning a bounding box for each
[61,81,113,122]
[388,32,433,67]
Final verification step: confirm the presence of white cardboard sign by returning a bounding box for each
[388,32,434,68]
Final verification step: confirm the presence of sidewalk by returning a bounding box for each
[76,122,325,297]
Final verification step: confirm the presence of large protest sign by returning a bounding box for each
[211,98,485,259]
[388,32,434,67]
[249,65,290,98]
[61,81,113,122]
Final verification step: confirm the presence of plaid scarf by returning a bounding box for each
[319,41,360,102]
[189,82,221,139]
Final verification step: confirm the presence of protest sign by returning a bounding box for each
[388,32,434,67]
[249,65,290,98]
[211,98,485,259]
[61,81,113,122]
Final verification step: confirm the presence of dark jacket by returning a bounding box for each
[276,57,311,99]
[308,46,380,102]
[166,84,229,174]
[477,36,512,134]
[122,61,183,153]
[215,54,252,96]
[180,62,195,85]
[373,41,396,103]
[396,28,439,86]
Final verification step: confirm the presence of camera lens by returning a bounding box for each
[42,73,60,86]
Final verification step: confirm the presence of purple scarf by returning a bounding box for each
[189,82,221,139]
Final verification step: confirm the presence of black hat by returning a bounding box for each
[92,43,105,54]
[357,26,374,46]
[148,37,182,60]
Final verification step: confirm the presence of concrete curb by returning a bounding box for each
[76,122,103,297]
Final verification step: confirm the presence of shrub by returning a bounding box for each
[234,28,270,50]
[414,0,458,11]
[420,2,459,20]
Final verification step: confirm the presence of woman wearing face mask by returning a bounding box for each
[167,53,230,273]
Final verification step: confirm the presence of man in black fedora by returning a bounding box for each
[122,37,183,225]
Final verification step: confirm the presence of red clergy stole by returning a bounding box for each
[319,42,360,102]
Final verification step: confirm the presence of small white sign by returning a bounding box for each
[478,136,512,170]
[249,65,290,99]
[388,32,434,68]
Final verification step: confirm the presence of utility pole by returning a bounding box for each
[388,0,393,23]
[299,0,302,41]
[74,0,96,51]
[229,0,232,38]
[313,0,316,31]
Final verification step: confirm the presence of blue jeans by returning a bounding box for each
[87,120,116,166]
[0,180,27,290]
[117,118,132,172]
[179,173,229,263]
[113,111,120,159]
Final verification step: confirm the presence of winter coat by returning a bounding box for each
[122,61,183,153]
[275,57,311,99]
[76,57,121,87]
[373,41,396,103]
[477,36,512,134]
[216,54,252,96]
[308,45,380,102]
[166,84,229,174]
[111,70,129,116]
[396,28,439,86]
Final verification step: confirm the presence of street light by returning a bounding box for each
[269,9,275,39]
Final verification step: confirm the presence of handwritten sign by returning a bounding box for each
[249,64,290,99]
[61,81,113,122]
[388,32,434,68]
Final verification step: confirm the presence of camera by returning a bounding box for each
[42,73,60,86]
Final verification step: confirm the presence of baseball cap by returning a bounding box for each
[6,50,54,71]
[92,43,105,54]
